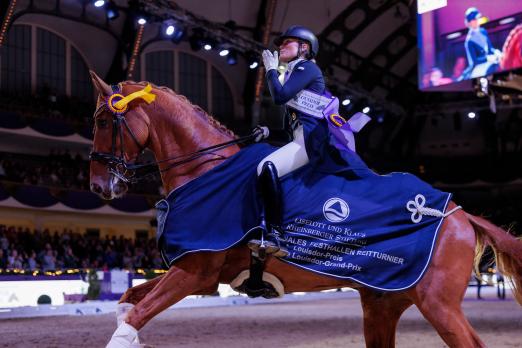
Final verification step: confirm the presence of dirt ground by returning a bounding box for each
[0,296,521,348]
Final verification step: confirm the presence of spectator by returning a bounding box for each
[42,249,56,271]
[0,249,6,269]
[27,251,38,271]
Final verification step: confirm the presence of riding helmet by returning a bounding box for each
[274,25,319,57]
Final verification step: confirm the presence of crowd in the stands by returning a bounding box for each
[0,151,162,195]
[0,225,163,272]
[0,89,93,125]
[0,150,90,191]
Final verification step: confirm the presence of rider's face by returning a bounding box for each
[279,39,300,63]
[468,19,480,29]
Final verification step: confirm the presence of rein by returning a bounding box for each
[90,83,261,183]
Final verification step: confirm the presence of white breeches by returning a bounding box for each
[257,125,310,177]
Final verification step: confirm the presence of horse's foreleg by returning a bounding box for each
[119,274,164,305]
[359,288,412,348]
[107,252,226,347]
[127,252,225,328]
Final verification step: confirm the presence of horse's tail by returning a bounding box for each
[467,213,522,305]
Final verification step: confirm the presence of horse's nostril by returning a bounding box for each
[113,183,128,195]
[91,183,102,194]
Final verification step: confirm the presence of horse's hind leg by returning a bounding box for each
[359,288,412,348]
[410,210,486,347]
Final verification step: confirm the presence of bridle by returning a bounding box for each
[89,83,261,183]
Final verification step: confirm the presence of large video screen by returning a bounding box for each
[418,0,522,90]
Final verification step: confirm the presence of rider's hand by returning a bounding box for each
[262,50,279,72]
[253,126,270,142]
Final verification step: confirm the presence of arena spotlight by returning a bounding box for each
[219,48,230,57]
[105,1,119,20]
[227,50,238,65]
[341,98,351,106]
[249,61,258,69]
[467,111,477,119]
[135,11,148,25]
[201,37,216,51]
[362,106,371,114]
[162,20,176,37]
[93,0,105,7]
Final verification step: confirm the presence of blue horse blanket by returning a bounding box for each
[156,144,451,291]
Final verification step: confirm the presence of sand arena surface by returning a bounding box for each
[0,296,521,347]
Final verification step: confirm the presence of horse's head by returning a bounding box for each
[89,71,154,200]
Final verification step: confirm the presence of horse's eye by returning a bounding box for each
[96,119,108,128]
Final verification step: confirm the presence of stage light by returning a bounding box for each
[105,1,119,20]
[362,106,371,114]
[246,52,259,70]
[203,44,212,50]
[227,50,237,65]
[94,0,105,7]
[162,20,178,37]
[136,11,148,26]
[341,98,351,106]
[499,17,515,25]
[467,112,476,119]
[219,48,229,56]
[446,32,462,40]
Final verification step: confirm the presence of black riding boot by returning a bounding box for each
[248,161,289,258]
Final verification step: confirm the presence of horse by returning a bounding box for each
[88,71,522,348]
[501,24,522,71]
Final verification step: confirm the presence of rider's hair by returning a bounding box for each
[297,40,313,60]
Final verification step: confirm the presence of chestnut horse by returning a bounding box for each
[501,24,522,71]
[88,72,522,348]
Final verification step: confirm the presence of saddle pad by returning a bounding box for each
[156,144,451,291]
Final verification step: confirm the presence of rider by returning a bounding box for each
[249,25,371,257]
[460,7,501,80]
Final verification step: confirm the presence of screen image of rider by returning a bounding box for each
[417,1,522,90]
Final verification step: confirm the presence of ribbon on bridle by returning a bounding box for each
[90,83,266,183]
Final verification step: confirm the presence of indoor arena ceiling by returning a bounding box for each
[11,0,419,111]
[174,0,419,111]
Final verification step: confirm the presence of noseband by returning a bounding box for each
[90,83,264,183]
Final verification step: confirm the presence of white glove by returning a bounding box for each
[262,50,279,72]
[253,126,270,142]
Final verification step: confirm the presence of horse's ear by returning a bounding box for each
[90,70,113,97]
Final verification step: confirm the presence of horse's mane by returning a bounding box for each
[123,80,237,139]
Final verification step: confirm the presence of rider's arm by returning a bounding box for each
[266,62,321,105]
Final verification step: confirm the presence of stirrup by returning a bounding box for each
[248,226,288,258]
[247,239,288,258]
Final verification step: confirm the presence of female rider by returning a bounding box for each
[249,26,371,257]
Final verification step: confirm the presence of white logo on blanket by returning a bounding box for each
[323,198,350,223]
